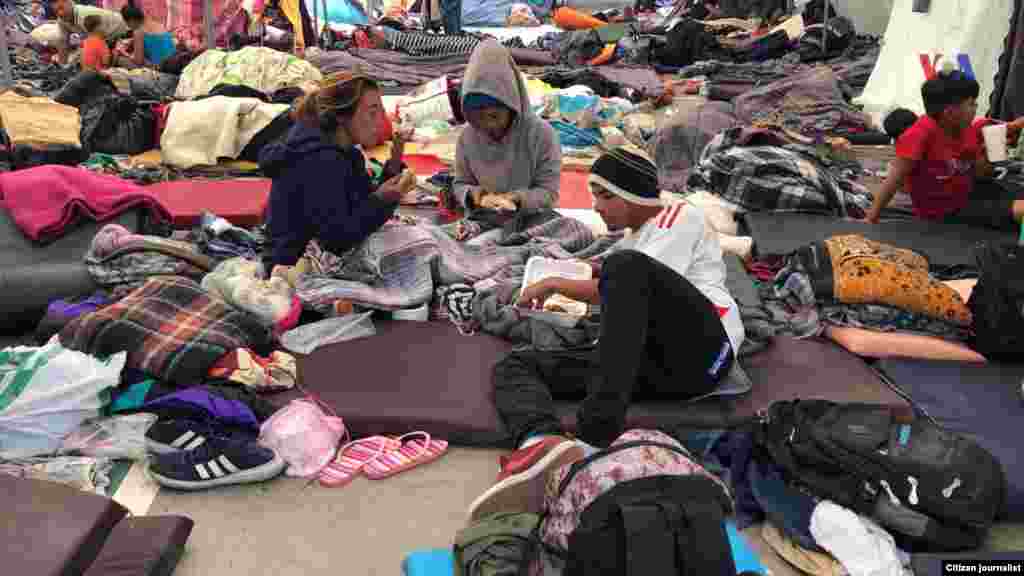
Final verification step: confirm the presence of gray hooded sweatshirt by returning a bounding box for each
[453,40,562,212]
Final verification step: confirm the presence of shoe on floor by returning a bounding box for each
[148,436,285,491]
[467,437,583,523]
[496,436,573,482]
[145,418,256,455]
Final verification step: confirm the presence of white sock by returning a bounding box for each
[519,434,554,449]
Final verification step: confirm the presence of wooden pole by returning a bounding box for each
[822,0,829,55]
[313,0,319,47]
[205,0,215,50]
[0,12,12,89]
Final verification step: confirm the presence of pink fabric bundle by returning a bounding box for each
[0,166,171,242]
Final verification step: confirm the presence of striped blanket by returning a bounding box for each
[380,28,526,58]
[60,276,271,386]
[295,217,598,311]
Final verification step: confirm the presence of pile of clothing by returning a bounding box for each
[0,205,312,494]
[741,235,976,345]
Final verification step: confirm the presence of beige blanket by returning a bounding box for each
[160,96,289,169]
[0,92,81,148]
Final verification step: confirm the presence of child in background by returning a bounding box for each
[865,71,1024,230]
[453,40,561,216]
[80,15,112,72]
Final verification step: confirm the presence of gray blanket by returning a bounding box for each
[295,217,599,312]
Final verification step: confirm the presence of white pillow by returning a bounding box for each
[685,191,739,236]
[30,22,63,48]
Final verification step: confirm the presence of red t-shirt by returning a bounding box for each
[895,115,987,219]
[81,36,110,71]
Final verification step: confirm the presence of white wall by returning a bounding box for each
[854,0,1014,120]
[830,0,895,36]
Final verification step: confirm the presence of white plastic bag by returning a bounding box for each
[280,311,376,355]
[259,399,347,478]
[0,338,126,459]
[0,456,114,495]
[59,413,158,460]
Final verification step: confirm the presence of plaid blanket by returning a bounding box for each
[60,277,271,387]
[296,217,597,312]
[686,127,873,218]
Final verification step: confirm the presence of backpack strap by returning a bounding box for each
[598,475,736,576]
[666,477,736,576]
[620,501,676,576]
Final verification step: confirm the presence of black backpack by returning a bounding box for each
[753,400,1006,551]
[967,242,1024,361]
[535,440,741,576]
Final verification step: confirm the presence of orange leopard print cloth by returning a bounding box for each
[823,235,972,326]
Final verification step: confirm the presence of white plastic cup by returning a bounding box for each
[983,123,1009,162]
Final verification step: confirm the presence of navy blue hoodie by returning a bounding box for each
[260,123,398,269]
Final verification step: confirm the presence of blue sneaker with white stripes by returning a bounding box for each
[148,435,286,491]
[145,419,256,455]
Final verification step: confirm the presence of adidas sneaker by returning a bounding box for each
[145,419,256,455]
[148,435,286,491]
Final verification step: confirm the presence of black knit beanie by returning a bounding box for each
[589,148,662,206]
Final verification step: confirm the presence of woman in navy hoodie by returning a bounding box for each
[260,72,407,271]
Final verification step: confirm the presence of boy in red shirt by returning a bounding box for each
[865,71,1024,230]
[80,15,112,71]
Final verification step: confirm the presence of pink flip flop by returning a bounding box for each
[319,436,400,487]
[363,431,448,480]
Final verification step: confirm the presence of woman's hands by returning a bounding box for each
[479,193,518,211]
[469,188,518,211]
[376,173,407,204]
[390,126,413,160]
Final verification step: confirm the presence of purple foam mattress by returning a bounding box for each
[298,320,906,447]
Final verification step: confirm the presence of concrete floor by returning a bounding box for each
[149,447,799,576]
[150,446,1024,575]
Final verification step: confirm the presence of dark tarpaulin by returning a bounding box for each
[990,0,1024,121]
[538,66,665,100]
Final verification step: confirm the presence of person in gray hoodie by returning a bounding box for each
[453,40,562,214]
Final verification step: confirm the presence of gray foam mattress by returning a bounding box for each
[0,207,142,333]
[741,212,1015,267]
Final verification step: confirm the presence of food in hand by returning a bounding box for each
[481,194,517,211]
[543,294,588,316]
[398,171,417,193]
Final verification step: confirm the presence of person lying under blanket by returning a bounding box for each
[464,148,745,518]
[261,71,416,274]
[750,234,987,363]
[453,40,562,225]
[865,70,1024,231]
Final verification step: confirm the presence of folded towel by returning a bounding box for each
[402,548,453,576]
[727,521,769,575]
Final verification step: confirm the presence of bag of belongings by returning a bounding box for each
[79,95,156,156]
[966,241,1024,361]
[454,511,540,576]
[535,430,743,576]
[753,399,1006,551]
